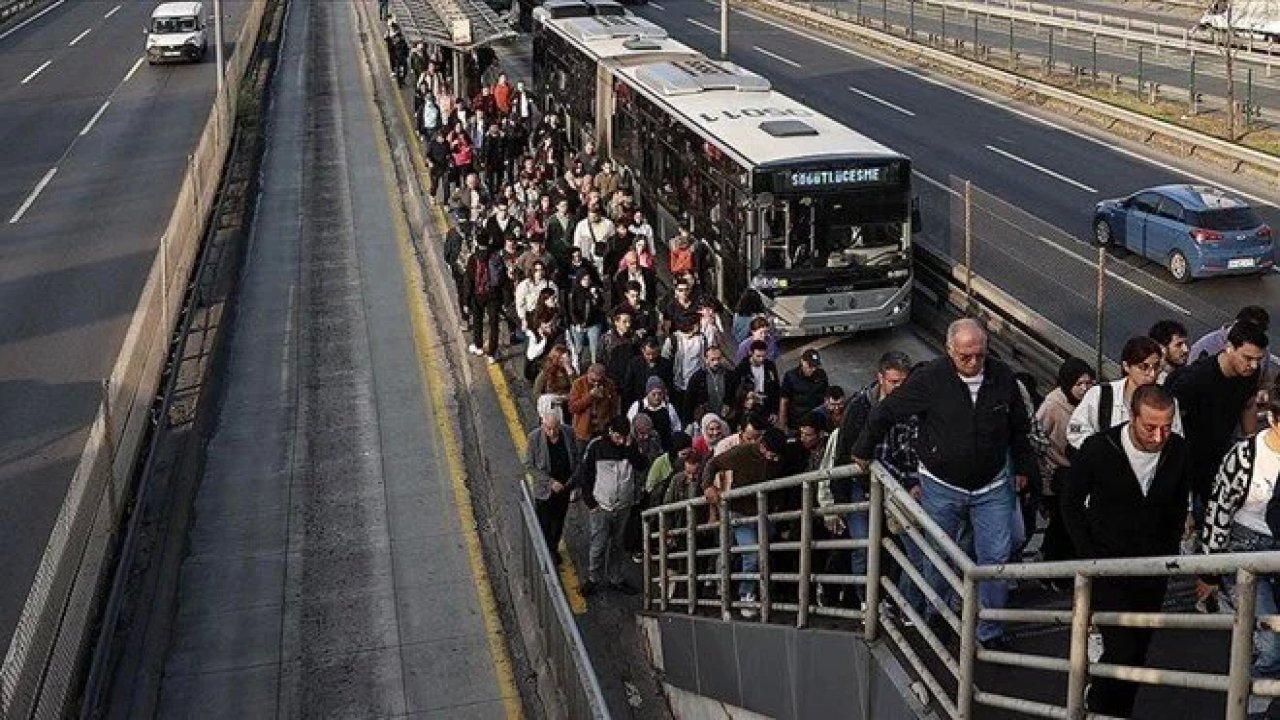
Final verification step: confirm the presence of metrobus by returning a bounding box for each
[533,1,918,336]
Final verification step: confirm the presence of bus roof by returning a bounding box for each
[540,10,904,170]
[614,59,903,169]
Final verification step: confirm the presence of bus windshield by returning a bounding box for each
[759,193,907,272]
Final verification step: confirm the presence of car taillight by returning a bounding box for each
[1191,228,1223,244]
[1260,225,1273,239]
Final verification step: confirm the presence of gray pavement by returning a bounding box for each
[152,1,516,716]
[0,0,250,653]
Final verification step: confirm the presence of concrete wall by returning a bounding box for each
[640,614,933,720]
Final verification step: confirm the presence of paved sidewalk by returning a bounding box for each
[153,1,517,716]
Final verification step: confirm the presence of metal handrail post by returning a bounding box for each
[643,515,653,610]
[797,480,814,628]
[658,511,669,612]
[1227,569,1259,720]
[864,472,885,643]
[686,505,698,615]
[1065,573,1093,719]
[957,574,981,719]
[720,500,732,619]
[757,493,772,623]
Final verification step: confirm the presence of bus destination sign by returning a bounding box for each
[781,166,886,190]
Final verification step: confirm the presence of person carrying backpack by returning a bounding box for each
[463,242,503,363]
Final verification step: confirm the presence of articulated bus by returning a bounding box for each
[532,0,917,336]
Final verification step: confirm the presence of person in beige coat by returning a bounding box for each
[1035,357,1096,573]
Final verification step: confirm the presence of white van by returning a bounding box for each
[145,2,208,64]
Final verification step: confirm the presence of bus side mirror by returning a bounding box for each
[911,199,923,234]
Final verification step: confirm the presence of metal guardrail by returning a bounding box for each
[0,0,270,716]
[642,461,1280,720]
[755,0,1280,186]
[0,0,49,25]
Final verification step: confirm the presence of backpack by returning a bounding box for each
[1095,381,1114,433]
[472,255,491,299]
[420,101,440,134]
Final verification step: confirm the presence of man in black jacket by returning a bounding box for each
[1061,384,1192,717]
[730,340,781,423]
[852,319,1034,647]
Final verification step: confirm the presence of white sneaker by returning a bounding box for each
[467,344,482,355]
[739,593,757,619]
[487,355,498,365]
[1087,631,1104,664]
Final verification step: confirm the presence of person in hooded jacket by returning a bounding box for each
[1035,358,1096,571]
[572,416,647,596]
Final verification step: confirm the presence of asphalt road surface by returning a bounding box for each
[0,0,250,655]
[640,0,1280,358]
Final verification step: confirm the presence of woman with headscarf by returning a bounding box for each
[692,412,728,457]
[1036,357,1097,574]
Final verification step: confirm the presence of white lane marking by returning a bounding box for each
[122,56,145,83]
[686,17,719,34]
[104,4,121,18]
[68,27,91,46]
[985,145,1098,193]
[1033,235,1191,315]
[650,1,665,8]
[79,101,110,136]
[753,45,801,68]
[9,168,57,224]
[0,0,67,42]
[20,60,52,84]
[848,85,915,116]
[732,6,1278,209]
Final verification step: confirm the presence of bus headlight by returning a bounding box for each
[887,269,909,280]
[752,276,787,290]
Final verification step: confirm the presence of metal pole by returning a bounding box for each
[1047,27,1054,74]
[1190,52,1198,114]
[1008,20,1015,71]
[658,512,669,612]
[1095,243,1106,377]
[857,0,863,22]
[964,180,974,306]
[1091,34,1097,84]
[1137,45,1144,99]
[643,516,653,609]
[973,16,979,58]
[909,0,915,39]
[720,0,728,58]
[864,471,885,643]
[756,493,771,623]
[957,575,980,719]
[941,6,947,45]
[797,481,813,628]
[686,506,698,615]
[881,0,887,31]
[1246,67,1254,128]
[719,501,732,619]
[1226,569,1258,720]
[213,0,225,95]
[1065,574,1093,719]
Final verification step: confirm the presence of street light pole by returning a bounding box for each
[213,0,225,94]
[720,0,728,58]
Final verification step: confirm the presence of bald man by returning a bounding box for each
[852,319,1035,649]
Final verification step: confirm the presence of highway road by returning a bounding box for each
[639,0,1280,356]
[0,0,250,655]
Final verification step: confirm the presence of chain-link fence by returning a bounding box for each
[913,173,1227,373]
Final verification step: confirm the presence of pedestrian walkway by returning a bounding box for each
[152,1,519,716]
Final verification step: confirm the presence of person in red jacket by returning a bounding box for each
[492,73,513,116]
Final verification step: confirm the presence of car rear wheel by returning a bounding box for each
[1093,218,1113,247]
[1168,250,1192,283]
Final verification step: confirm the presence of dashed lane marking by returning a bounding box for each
[79,101,110,136]
[686,17,719,34]
[985,144,1098,193]
[752,44,801,68]
[9,168,57,224]
[104,4,121,18]
[20,59,51,84]
[68,27,91,46]
[848,85,915,116]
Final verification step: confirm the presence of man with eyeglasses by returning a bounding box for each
[1068,336,1184,452]
[851,319,1036,649]
[1169,320,1270,511]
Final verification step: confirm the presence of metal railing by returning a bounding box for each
[642,461,1280,720]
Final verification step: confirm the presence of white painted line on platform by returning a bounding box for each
[122,56,144,83]
[986,145,1097,193]
[104,4,121,18]
[20,60,51,84]
[68,27,91,46]
[80,101,110,136]
[734,6,1276,209]
[1033,235,1191,315]
[753,45,800,68]
[686,17,719,34]
[9,168,57,224]
[849,85,915,116]
[0,0,66,42]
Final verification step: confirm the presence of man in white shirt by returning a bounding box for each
[573,205,615,275]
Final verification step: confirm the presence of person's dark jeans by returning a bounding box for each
[1089,577,1168,717]
[1040,496,1075,563]
[484,297,502,355]
[429,168,446,203]
[536,490,571,557]
[470,296,501,355]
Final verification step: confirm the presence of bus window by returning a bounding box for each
[761,204,790,271]
[761,195,907,271]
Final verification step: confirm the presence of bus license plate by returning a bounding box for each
[1229,258,1256,269]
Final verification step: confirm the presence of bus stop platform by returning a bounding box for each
[147,1,519,716]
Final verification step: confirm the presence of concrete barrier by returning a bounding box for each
[0,1,269,716]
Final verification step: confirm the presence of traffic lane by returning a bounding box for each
[655,0,1276,320]
[0,0,255,651]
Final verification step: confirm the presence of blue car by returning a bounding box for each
[1092,184,1274,282]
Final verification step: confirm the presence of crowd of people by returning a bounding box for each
[383,26,1280,718]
